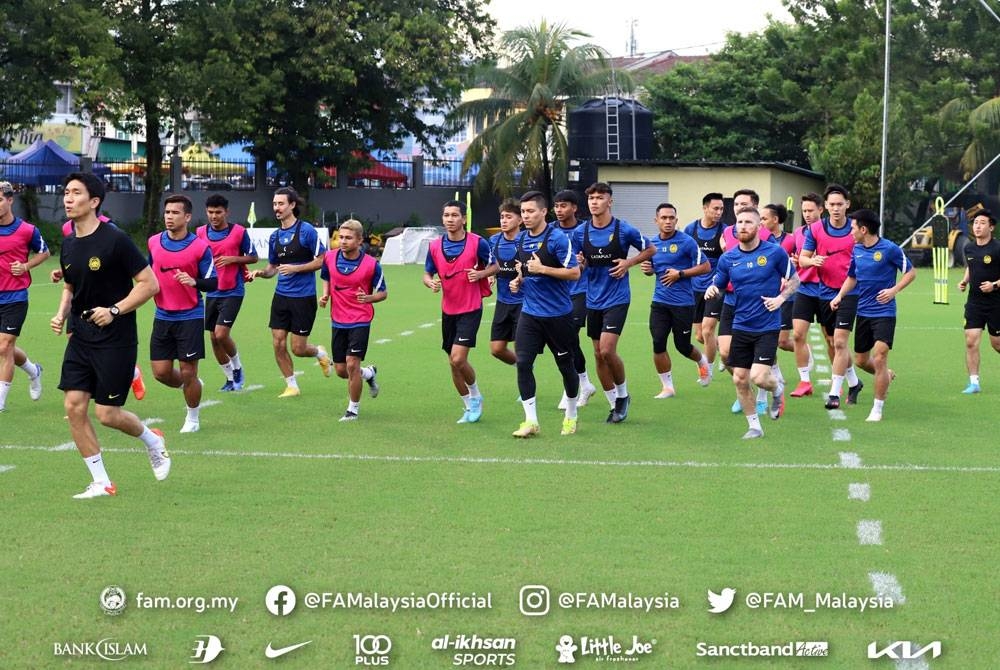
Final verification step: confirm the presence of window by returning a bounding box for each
[93,120,107,137]
[55,85,73,115]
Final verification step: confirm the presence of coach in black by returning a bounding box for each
[51,172,167,499]
[959,208,1000,394]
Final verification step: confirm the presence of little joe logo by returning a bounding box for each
[555,634,656,664]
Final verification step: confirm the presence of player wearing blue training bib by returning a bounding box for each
[508,191,581,438]
[640,203,712,399]
[572,182,655,424]
[830,209,915,423]
[488,199,524,369]
[248,187,331,398]
[707,206,799,439]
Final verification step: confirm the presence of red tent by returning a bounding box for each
[323,153,407,187]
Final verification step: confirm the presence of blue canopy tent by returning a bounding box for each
[0,139,109,186]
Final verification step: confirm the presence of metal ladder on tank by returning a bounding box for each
[605,97,620,160]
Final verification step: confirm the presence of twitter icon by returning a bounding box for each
[707,588,737,614]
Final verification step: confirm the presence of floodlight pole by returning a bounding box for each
[878,0,891,224]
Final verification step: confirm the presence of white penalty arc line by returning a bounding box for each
[857,519,883,545]
[2,444,1000,473]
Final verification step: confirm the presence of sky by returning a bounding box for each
[487,0,792,56]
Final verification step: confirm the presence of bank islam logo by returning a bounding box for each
[354,634,392,666]
[53,639,147,661]
[707,588,736,614]
[867,641,942,661]
[100,585,127,616]
[555,634,656,664]
[265,584,296,616]
[190,635,225,664]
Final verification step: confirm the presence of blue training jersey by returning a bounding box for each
[558,220,588,296]
[572,217,649,310]
[650,230,702,307]
[151,232,215,321]
[713,240,795,333]
[848,238,910,318]
[0,218,48,305]
[683,219,725,293]
[489,232,523,306]
[268,220,325,298]
[320,252,387,328]
[517,224,577,318]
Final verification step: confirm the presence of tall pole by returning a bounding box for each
[878,0,891,224]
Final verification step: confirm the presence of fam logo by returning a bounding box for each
[669,243,678,253]
[873,251,884,262]
[985,255,992,264]
[88,256,102,271]
[53,638,147,661]
[555,634,656,664]
[354,634,392,666]
[756,255,768,267]
[190,635,225,664]
[100,585,127,616]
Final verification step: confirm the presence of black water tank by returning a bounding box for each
[568,97,654,161]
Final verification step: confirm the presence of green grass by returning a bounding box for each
[1,261,997,668]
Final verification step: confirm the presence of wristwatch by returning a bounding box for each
[109,305,121,318]
[678,269,685,279]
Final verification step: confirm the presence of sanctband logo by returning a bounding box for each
[53,639,148,661]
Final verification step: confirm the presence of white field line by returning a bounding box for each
[0,465,14,474]
[848,483,871,501]
[400,330,414,336]
[815,365,830,373]
[868,572,907,604]
[4,443,1000,473]
[893,650,931,670]
[833,428,852,442]
[141,417,165,426]
[241,384,265,392]
[50,442,76,452]
[375,338,392,344]
[840,452,863,468]
[418,323,435,328]
[828,409,847,420]
[857,520,883,545]
[811,344,826,351]
[200,399,222,408]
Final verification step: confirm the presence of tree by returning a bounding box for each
[0,1,118,147]
[447,21,622,200]
[192,0,494,198]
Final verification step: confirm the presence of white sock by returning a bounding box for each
[846,365,860,386]
[746,413,762,430]
[0,381,11,408]
[461,393,472,410]
[19,359,39,378]
[521,397,538,423]
[84,452,111,484]
[564,395,578,419]
[658,371,673,387]
[699,354,709,367]
[579,371,591,386]
[756,387,768,403]
[221,361,234,381]
[361,366,374,381]
[133,366,142,380]
[230,352,242,369]
[771,364,784,384]
[615,382,628,398]
[873,398,885,413]
[348,400,360,414]
[315,348,327,359]
[604,388,617,407]
[138,427,161,449]
[467,381,481,398]
[830,375,845,397]
[971,374,980,385]
[285,375,299,389]
[186,406,200,423]
[797,366,811,383]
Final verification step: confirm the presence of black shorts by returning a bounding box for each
[728,329,780,369]
[332,326,371,362]
[442,308,482,353]
[491,301,522,342]
[586,303,629,340]
[0,301,28,337]
[702,291,724,320]
[792,292,824,326]
[151,318,206,361]
[718,302,735,337]
[270,294,318,335]
[649,302,695,355]
[59,338,137,406]
[779,300,794,331]
[515,312,578,356]
[829,294,858,333]
[964,299,1000,336]
[570,292,588,330]
[854,316,896,352]
[205,296,245,331]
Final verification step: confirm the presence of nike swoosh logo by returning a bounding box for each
[5,326,15,331]
[265,641,312,659]
[222,320,233,324]
[457,338,470,342]
[108,393,120,399]
[606,326,618,330]
[185,352,197,358]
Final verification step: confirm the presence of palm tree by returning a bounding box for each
[449,21,625,200]
[940,95,1000,187]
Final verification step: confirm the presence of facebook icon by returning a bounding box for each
[265,585,297,616]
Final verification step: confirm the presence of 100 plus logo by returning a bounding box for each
[354,634,392,666]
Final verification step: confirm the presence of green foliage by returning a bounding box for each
[449,21,624,199]
[0,0,119,147]
[191,0,494,197]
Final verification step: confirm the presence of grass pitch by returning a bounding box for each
[1,260,997,668]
